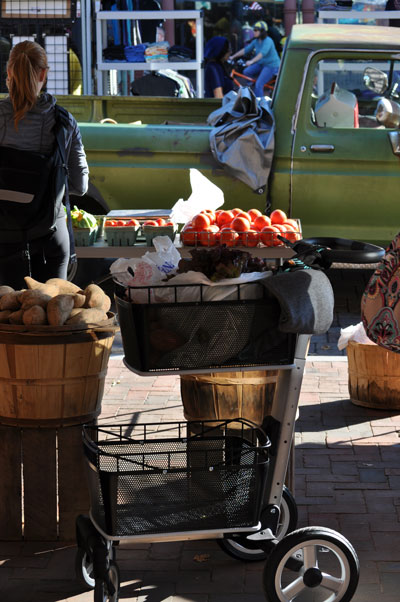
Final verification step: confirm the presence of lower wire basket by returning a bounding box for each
[83,419,270,538]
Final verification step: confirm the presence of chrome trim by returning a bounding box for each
[310,144,335,153]
[389,131,400,155]
[88,511,262,543]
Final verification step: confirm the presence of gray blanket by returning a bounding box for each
[262,269,334,335]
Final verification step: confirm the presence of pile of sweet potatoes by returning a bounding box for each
[0,277,111,327]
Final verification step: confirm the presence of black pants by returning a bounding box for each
[0,215,70,290]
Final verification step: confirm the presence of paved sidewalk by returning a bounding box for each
[1,354,399,602]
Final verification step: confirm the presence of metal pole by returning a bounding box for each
[196,13,203,98]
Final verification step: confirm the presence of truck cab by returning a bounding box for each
[272,24,400,245]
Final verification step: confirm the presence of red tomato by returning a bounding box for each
[260,225,280,247]
[231,208,243,216]
[156,218,166,226]
[240,229,260,247]
[192,213,211,230]
[270,209,288,225]
[235,211,252,224]
[253,215,271,231]
[248,208,262,221]
[165,221,175,226]
[105,220,116,227]
[220,228,239,246]
[125,219,140,227]
[202,209,216,224]
[143,220,158,226]
[181,226,198,246]
[199,225,219,246]
[284,218,299,229]
[231,216,251,232]
[216,210,234,228]
[116,220,125,226]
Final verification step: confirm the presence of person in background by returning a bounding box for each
[0,41,88,289]
[385,0,400,27]
[229,20,280,97]
[204,36,233,99]
[265,15,283,55]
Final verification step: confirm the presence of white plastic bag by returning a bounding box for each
[169,168,224,225]
[337,322,376,351]
[110,236,181,302]
[152,270,273,303]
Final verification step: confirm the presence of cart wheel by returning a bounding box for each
[263,526,359,602]
[218,486,298,561]
[75,547,95,590]
[94,560,120,602]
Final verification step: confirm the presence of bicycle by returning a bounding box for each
[227,58,276,96]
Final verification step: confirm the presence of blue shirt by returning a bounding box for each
[204,61,233,98]
[244,37,280,69]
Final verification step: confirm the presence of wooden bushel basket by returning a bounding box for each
[0,317,116,541]
[180,371,278,426]
[347,340,400,410]
[0,316,116,426]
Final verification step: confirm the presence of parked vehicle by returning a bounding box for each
[55,23,400,247]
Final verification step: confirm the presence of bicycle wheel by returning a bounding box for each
[263,526,360,602]
[218,486,298,561]
[94,560,120,602]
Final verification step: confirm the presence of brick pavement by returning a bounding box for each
[1,268,400,602]
[1,354,400,602]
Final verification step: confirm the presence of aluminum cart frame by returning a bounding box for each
[76,281,360,602]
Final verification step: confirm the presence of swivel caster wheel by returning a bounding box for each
[94,560,120,602]
[219,486,298,561]
[263,526,359,601]
[75,546,95,590]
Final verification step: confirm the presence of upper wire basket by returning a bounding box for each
[114,281,297,373]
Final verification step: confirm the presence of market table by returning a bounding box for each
[75,237,296,260]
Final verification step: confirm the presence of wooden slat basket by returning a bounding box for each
[0,316,116,542]
[180,371,278,426]
[347,340,400,410]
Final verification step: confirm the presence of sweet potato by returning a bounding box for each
[0,291,21,311]
[23,305,47,326]
[24,277,58,297]
[45,278,81,294]
[0,285,14,298]
[66,308,107,326]
[20,289,52,310]
[0,309,12,323]
[8,309,24,324]
[101,295,111,313]
[83,284,106,309]
[47,294,75,326]
[73,293,86,308]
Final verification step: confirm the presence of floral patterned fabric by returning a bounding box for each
[361,232,400,352]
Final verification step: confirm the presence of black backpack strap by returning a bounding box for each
[54,104,77,265]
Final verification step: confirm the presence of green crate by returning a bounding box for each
[73,227,96,247]
[105,226,140,246]
[143,225,177,246]
[94,215,106,241]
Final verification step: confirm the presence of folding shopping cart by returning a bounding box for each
[76,273,362,602]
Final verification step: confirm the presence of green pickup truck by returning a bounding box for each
[59,23,400,247]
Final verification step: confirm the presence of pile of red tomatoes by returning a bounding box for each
[180,208,301,247]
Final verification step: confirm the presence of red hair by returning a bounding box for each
[6,41,48,129]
